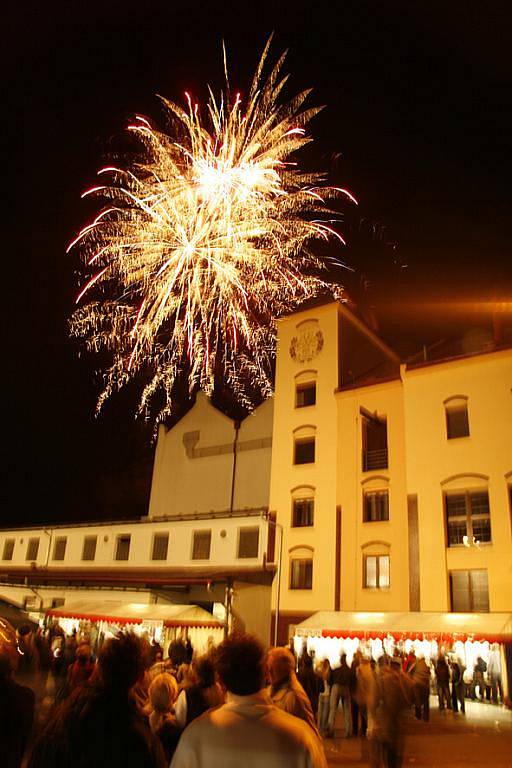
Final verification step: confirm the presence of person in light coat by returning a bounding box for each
[170,633,327,768]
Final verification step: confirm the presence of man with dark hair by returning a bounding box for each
[28,632,165,768]
[170,634,326,768]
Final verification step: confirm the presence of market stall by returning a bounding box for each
[47,600,224,655]
[294,610,512,697]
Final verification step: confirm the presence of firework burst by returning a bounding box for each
[69,40,356,422]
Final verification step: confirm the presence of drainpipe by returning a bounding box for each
[229,421,241,514]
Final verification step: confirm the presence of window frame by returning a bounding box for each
[363,553,390,589]
[115,534,131,561]
[237,527,260,559]
[52,536,67,561]
[191,530,212,561]
[446,402,470,440]
[294,436,315,465]
[82,535,97,561]
[295,382,316,408]
[292,497,314,527]
[450,569,489,612]
[151,533,169,561]
[26,537,40,562]
[363,489,389,522]
[2,538,15,561]
[444,489,492,547]
[289,557,313,590]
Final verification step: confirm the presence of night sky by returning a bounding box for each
[4,1,511,527]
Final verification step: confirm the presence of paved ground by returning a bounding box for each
[324,699,512,767]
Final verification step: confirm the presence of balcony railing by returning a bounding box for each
[362,448,388,471]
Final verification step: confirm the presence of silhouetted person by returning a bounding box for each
[174,654,223,728]
[28,632,165,768]
[0,619,35,768]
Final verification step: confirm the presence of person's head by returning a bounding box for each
[339,652,348,666]
[76,643,91,665]
[215,633,265,696]
[193,655,216,688]
[267,647,296,686]
[98,632,145,692]
[149,673,178,713]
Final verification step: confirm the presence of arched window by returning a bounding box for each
[289,545,314,590]
[362,541,390,589]
[294,370,317,408]
[444,395,470,439]
[291,485,315,527]
[362,475,390,522]
[293,425,316,465]
[441,474,491,546]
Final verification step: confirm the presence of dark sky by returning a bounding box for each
[4,1,511,527]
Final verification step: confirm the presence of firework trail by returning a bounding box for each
[69,40,356,421]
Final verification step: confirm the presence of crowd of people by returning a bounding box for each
[0,617,507,768]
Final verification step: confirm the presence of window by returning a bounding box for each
[2,539,15,561]
[445,490,491,546]
[82,536,97,561]
[52,537,67,561]
[51,598,65,609]
[296,382,316,408]
[23,596,37,610]
[152,533,169,561]
[237,527,259,558]
[292,498,314,527]
[362,412,388,471]
[446,401,469,439]
[450,570,489,612]
[363,490,389,522]
[26,538,39,561]
[115,535,131,561]
[364,554,390,588]
[290,558,313,589]
[192,530,211,560]
[294,437,315,465]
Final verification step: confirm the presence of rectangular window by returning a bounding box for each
[51,598,65,609]
[294,437,315,465]
[362,414,388,471]
[446,404,469,439]
[296,383,316,408]
[237,527,259,558]
[192,530,211,560]
[23,596,37,610]
[152,533,169,561]
[450,569,489,612]
[445,490,491,547]
[82,536,97,561]
[52,537,67,561]
[26,537,40,561]
[290,558,313,589]
[292,498,314,527]
[2,539,15,561]
[115,535,131,561]
[363,490,389,522]
[364,554,390,588]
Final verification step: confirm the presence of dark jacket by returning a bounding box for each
[28,684,166,768]
[0,676,35,768]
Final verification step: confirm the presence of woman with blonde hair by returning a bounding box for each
[148,672,181,762]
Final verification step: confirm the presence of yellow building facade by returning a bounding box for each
[270,300,512,642]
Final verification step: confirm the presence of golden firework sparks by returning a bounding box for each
[69,40,356,422]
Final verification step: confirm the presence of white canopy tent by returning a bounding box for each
[293,611,512,686]
[47,600,224,654]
